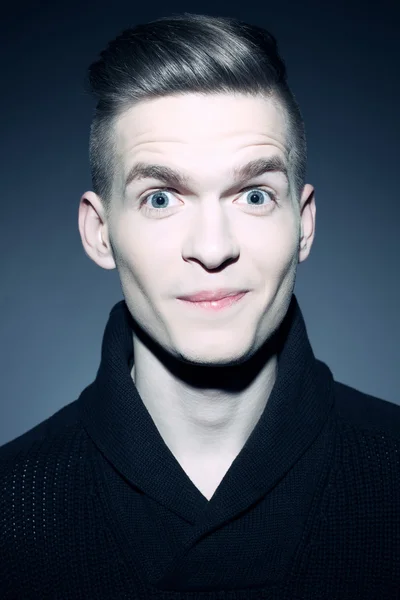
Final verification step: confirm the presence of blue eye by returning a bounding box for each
[144,190,177,209]
[139,186,277,218]
[238,188,276,206]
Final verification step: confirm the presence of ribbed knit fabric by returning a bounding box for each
[1,294,400,599]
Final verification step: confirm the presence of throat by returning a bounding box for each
[177,454,237,500]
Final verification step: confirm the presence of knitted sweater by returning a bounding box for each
[1,295,400,599]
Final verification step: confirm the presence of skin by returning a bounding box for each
[78,93,315,492]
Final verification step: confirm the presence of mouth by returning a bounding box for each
[177,292,248,312]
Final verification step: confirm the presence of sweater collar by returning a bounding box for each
[79,293,335,524]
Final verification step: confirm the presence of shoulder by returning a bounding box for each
[0,391,96,584]
[333,378,400,439]
[0,390,94,526]
[0,392,86,466]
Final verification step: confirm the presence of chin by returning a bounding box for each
[184,355,246,368]
[174,340,254,367]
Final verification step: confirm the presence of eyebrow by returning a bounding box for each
[124,155,289,190]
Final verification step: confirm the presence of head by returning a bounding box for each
[79,13,316,367]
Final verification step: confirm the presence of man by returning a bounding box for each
[1,12,399,600]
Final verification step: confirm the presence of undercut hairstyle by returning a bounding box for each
[87,13,307,218]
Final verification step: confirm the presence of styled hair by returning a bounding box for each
[87,13,307,218]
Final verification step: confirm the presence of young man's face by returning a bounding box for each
[83,93,315,366]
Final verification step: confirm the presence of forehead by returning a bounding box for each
[115,93,289,162]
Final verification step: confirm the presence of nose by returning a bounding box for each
[181,200,240,271]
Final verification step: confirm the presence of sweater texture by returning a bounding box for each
[1,294,400,599]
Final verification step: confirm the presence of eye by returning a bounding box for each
[236,187,277,207]
[140,188,179,210]
[139,185,277,218]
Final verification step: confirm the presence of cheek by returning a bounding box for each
[247,221,298,272]
[115,220,174,291]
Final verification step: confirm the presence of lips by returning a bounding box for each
[177,290,249,312]
[177,289,248,302]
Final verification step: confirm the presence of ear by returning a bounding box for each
[78,191,116,270]
[298,183,316,264]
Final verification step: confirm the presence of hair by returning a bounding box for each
[86,13,307,219]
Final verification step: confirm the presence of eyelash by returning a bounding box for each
[139,186,278,217]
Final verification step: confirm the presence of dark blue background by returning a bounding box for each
[0,0,399,445]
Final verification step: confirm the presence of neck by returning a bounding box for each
[130,320,283,461]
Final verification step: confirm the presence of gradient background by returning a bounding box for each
[0,0,399,447]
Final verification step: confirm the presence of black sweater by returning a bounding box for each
[1,295,400,599]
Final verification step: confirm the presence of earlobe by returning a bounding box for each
[78,191,116,271]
